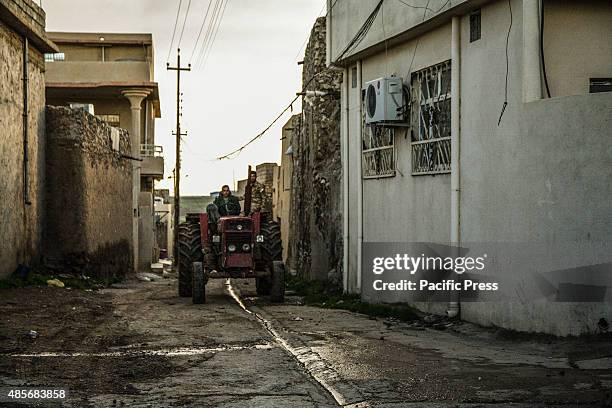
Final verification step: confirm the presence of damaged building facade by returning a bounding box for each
[328,0,612,336]
[289,17,343,283]
[0,0,57,279]
[45,107,133,279]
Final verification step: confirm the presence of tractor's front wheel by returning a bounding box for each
[192,262,207,304]
[178,221,202,297]
[269,261,285,303]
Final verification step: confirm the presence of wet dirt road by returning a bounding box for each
[1,277,612,407]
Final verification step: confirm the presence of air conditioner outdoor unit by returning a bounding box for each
[364,76,404,124]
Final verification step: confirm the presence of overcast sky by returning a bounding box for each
[43,0,324,195]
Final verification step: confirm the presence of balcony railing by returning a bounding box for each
[140,144,163,158]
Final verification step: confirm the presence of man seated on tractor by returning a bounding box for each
[213,185,241,217]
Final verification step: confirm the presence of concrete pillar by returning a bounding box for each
[523,0,542,102]
[122,89,150,272]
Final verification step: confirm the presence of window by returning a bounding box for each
[590,78,612,93]
[362,125,395,178]
[44,52,65,62]
[410,61,452,175]
[96,114,120,128]
[351,66,358,88]
[470,10,481,42]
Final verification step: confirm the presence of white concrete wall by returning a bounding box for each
[461,93,612,336]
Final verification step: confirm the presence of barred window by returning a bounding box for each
[362,125,395,178]
[410,61,451,175]
[45,52,65,62]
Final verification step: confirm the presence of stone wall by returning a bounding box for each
[45,106,133,279]
[290,17,343,284]
[0,15,47,278]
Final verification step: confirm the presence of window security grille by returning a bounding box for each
[362,124,395,178]
[410,61,452,175]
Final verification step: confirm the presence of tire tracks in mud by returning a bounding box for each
[225,279,370,408]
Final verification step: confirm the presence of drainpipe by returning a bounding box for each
[356,60,363,292]
[523,0,541,102]
[22,36,31,206]
[342,67,350,293]
[448,16,461,318]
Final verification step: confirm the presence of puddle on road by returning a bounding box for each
[4,343,274,358]
[226,279,369,408]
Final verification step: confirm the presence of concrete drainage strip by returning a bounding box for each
[226,280,370,408]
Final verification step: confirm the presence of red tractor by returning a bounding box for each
[177,208,285,304]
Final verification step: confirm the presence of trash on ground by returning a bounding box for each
[47,278,65,288]
[27,330,39,339]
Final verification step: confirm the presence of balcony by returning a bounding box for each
[140,144,164,180]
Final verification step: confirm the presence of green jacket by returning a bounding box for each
[213,195,241,216]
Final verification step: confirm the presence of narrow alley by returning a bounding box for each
[1,276,611,407]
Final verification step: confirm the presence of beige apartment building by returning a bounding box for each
[44,32,163,272]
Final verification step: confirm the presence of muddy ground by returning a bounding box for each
[0,277,611,407]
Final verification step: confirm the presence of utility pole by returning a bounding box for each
[167,48,190,269]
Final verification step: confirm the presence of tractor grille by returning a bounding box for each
[225,232,252,246]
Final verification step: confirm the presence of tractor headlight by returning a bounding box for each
[228,244,237,252]
[256,235,264,243]
[236,224,243,231]
[242,243,251,252]
[212,235,220,243]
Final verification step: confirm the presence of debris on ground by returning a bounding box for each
[46,278,65,288]
[291,316,303,321]
[136,273,162,282]
[27,330,39,339]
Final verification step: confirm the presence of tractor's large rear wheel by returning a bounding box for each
[178,221,202,297]
[260,219,284,302]
[261,219,282,262]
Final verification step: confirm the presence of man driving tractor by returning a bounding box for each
[213,185,241,216]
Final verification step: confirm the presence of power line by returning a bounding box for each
[334,0,384,62]
[395,0,434,12]
[166,0,183,62]
[195,0,222,67]
[200,0,229,70]
[177,0,193,48]
[189,0,214,63]
[216,73,322,160]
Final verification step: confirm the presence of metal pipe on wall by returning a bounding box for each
[342,67,350,293]
[356,60,363,292]
[448,16,461,318]
[22,36,30,206]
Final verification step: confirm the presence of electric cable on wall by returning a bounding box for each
[498,0,512,126]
